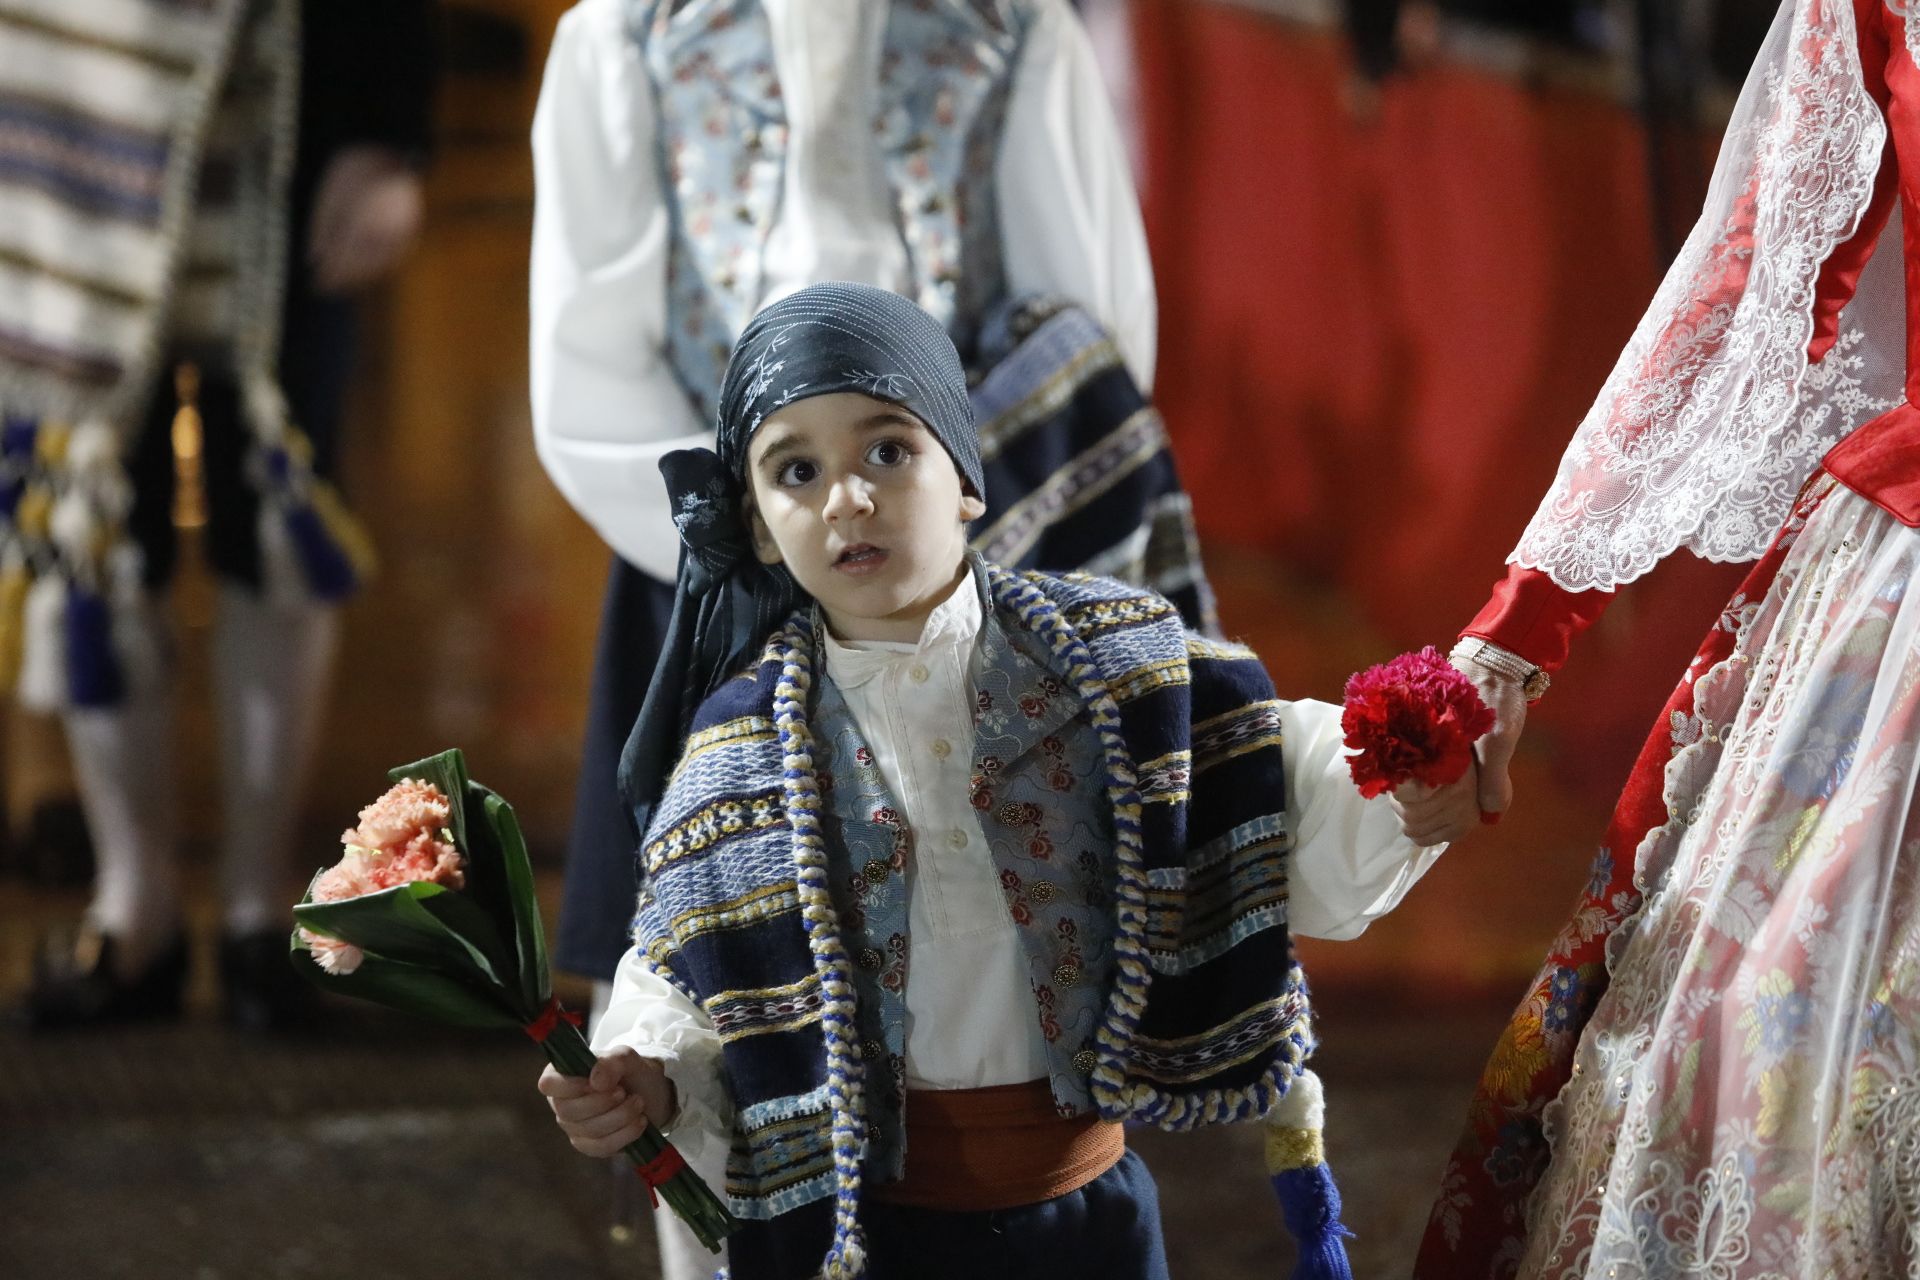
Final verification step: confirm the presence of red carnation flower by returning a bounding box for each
[1341,645,1496,799]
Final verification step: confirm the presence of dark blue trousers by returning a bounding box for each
[861,1151,1170,1280]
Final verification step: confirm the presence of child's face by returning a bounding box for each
[745,392,986,643]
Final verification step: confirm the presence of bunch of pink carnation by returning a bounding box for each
[299,779,466,975]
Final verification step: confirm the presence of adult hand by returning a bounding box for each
[1457,659,1527,825]
[307,145,425,295]
[536,1047,676,1159]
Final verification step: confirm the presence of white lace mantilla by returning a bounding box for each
[1513,0,1900,591]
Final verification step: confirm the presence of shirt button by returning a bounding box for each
[857,948,883,972]
[948,829,969,849]
[909,663,930,684]
[929,738,952,760]
[1054,963,1081,988]
[1072,1049,1098,1076]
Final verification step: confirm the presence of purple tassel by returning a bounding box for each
[1271,1164,1355,1280]
[283,505,357,600]
[65,585,124,707]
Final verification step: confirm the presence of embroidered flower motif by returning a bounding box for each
[842,368,911,399]
[1586,849,1616,901]
[671,476,733,537]
[1544,967,1583,1032]
[1018,694,1048,719]
[1739,970,1811,1059]
[1482,1120,1545,1188]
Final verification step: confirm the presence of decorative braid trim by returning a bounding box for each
[991,565,1312,1135]
[770,620,868,1279]
[989,567,1155,1115]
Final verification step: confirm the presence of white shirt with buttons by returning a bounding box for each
[592,573,1446,1197]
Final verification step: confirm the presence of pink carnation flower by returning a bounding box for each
[306,934,366,976]
[341,779,454,852]
[299,779,466,974]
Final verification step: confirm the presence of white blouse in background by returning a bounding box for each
[529,0,1159,582]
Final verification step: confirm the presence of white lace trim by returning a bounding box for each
[1513,0,1892,591]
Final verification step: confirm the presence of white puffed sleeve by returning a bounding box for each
[995,0,1158,391]
[530,0,709,582]
[1281,698,1445,940]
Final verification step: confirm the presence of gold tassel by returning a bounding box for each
[0,561,30,694]
[14,484,52,539]
[32,422,70,468]
[1263,1126,1326,1175]
[309,482,379,583]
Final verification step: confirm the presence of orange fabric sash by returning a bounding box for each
[869,1080,1125,1212]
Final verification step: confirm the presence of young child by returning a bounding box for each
[539,282,1476,1280]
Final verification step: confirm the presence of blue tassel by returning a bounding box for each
[64,585,124,707]
[2,416,35,459]
[283,505,357,600]
[1271,1164,1355,1280]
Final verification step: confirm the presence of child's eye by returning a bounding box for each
[866,439,911,468]
[776,458,819,487]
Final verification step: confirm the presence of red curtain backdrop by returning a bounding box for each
[1132,2,1749,816]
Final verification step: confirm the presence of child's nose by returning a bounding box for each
[824,475,876,522]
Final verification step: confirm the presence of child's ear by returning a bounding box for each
[958,489,986,522]
[747,497,783,566]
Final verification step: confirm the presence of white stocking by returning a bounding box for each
[63,609,180,973]
[212,585,339,938]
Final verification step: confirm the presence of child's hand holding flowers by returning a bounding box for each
[539,1049,679,1158]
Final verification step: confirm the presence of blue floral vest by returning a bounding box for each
[624,0,1032,420]
[811,578,1115,1182]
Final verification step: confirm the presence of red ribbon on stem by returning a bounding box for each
[634,1144,688,1208]
[522,995,583,1044]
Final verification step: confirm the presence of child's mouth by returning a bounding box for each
[833,544,889,575]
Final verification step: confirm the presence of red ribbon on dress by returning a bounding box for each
[633,1144,687,1208]
[522,996,583,1043]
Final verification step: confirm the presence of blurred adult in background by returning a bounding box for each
[4,0,436,1033]
[530,0,1205,1272]
[1414,0,1920,1274]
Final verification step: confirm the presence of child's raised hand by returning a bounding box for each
[1388,768,1481,848]
[537,1047,676,1158]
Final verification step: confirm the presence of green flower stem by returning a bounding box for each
[537,1014,741,1253]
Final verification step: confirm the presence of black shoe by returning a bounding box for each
[25,926,188,1030]
[18,799,95,887]
[220,929,320,1034]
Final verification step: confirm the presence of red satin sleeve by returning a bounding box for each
[1809,0,1898,363]
[1460,563,1613,674]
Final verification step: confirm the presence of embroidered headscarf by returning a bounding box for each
[620,281,983,820]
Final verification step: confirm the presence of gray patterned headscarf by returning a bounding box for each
[621,282,983,819]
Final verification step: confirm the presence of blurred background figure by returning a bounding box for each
[0,1,1825,1277]
[2,0,436,1033]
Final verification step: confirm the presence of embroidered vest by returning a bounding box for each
[811,599,1115,1183]
[632,565,1315,1280]
[626,0,1028,420]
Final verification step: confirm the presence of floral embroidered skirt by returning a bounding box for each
[1419,476,1920,1278]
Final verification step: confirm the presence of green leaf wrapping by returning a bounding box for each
[293,875,507,995]
[475,788,548,1011]
[286,937,520,1029]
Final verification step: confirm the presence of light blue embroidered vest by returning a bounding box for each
[625,0,1031,420]
[810,587,1114,1184]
